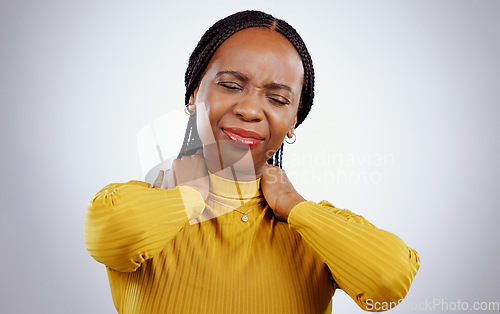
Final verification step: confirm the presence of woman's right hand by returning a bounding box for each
[152,149,209,200]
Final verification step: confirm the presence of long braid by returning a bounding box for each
[177,114,202,158]
[274,144,284,167]
[274,22,315,127]
[178,10,315,169]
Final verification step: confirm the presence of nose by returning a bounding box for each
[233,91,264,122]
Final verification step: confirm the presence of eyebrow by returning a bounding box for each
[215,70,294,94]
[216,70,248,81]
[264,82,294,95]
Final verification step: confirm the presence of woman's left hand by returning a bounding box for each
[261,164,306,221]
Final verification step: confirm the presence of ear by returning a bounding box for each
[189,85,200,106]
[288,115,298,137]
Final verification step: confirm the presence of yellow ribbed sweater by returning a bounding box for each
[84,172,420,313]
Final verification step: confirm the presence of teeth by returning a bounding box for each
[227,133,254,144]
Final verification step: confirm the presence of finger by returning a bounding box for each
[263,164,276,174]
[264,163,276,170]
[153,170,164,188]
[161,169,168,189]
[164,168,176,189]
[171,160,180,186]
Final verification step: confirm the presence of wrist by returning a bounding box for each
[276,192,306,220]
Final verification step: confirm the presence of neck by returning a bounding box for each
[207,167,262,201]
[203,149,266,182]
[207,164,265,182]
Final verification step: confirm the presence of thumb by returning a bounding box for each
[153,170,164,188]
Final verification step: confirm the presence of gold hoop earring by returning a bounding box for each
[285,133,296,144]
[184,104,195,115]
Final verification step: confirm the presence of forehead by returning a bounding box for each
[206,27,304,85]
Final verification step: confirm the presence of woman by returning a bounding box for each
[84,10,420,313]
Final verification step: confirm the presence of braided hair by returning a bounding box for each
[178,10,315,168]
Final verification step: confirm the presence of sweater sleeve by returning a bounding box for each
[287,200,420,312]
[84,180,205,272]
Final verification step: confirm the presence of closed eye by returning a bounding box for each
[268,95,290,105]
[218,82,242,90]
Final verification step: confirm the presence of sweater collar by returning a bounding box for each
[208,171,262,200]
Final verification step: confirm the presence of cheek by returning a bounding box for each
[197,88,231,127]
[195,92,226,145]
[267,111,295,144]
[195,101,216,145]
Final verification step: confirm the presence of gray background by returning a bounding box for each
[1,0,499,313]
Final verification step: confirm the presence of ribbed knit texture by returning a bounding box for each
[84,173,420,313]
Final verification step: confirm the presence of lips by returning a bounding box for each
[222,127,264,148]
